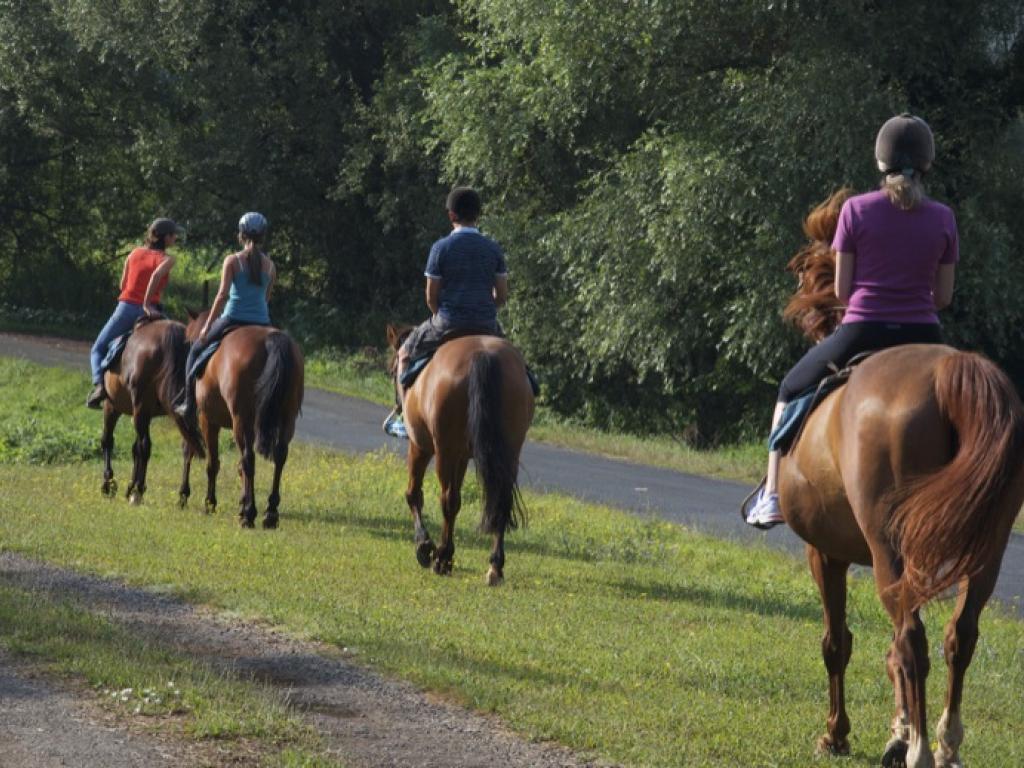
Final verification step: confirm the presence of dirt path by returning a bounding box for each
[0,553,605,768]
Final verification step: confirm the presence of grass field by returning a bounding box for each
[1,357,1023,767]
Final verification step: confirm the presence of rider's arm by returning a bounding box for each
[119,255,131,293]
[493,274,508,307]
[425,277,441,315]
[141,254,175,315]
[202,256,235,338]
[933,264,955,310]
[834,251,855,305]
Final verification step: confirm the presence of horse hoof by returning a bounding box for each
[432,559,452,576]
[816,735,849,757]
[415,540,435,568]
[239,513,256,529]
[262,515,279,530]
[485,566,503,587]
[882,738,909,768]
[128,490,143,506]
[933,754,962,768]
[178,493,189,509]
[101,480,117,497]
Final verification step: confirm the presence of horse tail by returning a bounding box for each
[468,351,525,535]
[254,331,295,459]
[162,322,205,458]
[890,351,1024,608]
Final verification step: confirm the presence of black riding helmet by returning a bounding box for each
[875,113,934,175]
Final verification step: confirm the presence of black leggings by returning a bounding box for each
[778,321,943,402]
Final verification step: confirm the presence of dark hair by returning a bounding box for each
[240,233,265,285]
[144,218,181,250]
[446,187,482,223]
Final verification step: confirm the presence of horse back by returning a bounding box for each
[105,319,185,417]
[781,344,959,565]
[201,326,304,428]
[407,335,534,452]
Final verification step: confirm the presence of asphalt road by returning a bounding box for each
[3,332,1022,615]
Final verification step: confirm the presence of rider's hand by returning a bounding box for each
[143,304,153,317]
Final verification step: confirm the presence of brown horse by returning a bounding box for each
[183,310,304,528]
[778,192,1024,767]
[101,317,205,505]
[386,325,534,584]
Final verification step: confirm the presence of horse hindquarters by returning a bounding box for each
[467,350,527,584]
[252,332,302,528]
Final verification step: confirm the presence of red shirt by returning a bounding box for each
[118,247,169,305]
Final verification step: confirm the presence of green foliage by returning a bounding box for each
[2,1,1023,440]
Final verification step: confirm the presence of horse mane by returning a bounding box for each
[782,188,853,343]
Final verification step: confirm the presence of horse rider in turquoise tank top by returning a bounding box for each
[174,212,277,423]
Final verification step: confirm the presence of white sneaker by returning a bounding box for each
[745,490,784,530]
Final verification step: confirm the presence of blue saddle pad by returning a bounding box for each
[399,352,541,396]
[767,352,874,454]
[99,333,131,374]
[187,340,222,380]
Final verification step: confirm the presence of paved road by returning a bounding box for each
[3,332,1022,615]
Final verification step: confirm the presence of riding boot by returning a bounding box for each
[173,377,196,422]
[86,382,107,410]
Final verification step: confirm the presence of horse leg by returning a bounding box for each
[202,418,220,514]
[405,441,435,567]
[807,546,852,756]
[934,563,1000,768]
[486,530,506,587]
[432,455,468,576]
[100,402,119,497]
[875,553,934,768]
[233,420,258,528]
[178,439,194,508]
[263,441,288,530]
[127,407,151,505]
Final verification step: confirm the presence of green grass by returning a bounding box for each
[0,584,341,767]
[1,358,1022,767]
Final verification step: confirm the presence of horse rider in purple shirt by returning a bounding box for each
[746,114,959,529]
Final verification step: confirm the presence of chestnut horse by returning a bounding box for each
[386,325,534,584]
[779,191,1024,767]
[184,310,304,528]
[101,317,205,504]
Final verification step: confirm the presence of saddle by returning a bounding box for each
[400,332,541,397]
[188,323,245,380]
[767,351,875,456]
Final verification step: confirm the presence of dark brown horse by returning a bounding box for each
[101,317,205,505]
[779,192,1024,767]
[386,325,534,584]
[184,310,304,528]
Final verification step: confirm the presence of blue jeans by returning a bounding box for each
[90,301,145,384]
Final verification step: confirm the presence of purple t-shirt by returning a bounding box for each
[832,190,958,325]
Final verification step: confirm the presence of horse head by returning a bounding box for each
[385,323,414,375]
[782,187,853,343]
[184,307,210,342]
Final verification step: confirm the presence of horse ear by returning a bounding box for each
[385,323,398,348]
[186,307,198,320]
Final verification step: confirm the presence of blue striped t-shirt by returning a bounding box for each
[424,227,507,327]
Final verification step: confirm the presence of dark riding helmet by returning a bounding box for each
[238,211,269,238]
[875,113,934,175]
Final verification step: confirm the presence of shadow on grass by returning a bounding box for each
[608,574,822,622]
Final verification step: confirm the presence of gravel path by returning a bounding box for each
[0,552,604,768]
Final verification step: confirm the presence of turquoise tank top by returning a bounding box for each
[223,254,271,324]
